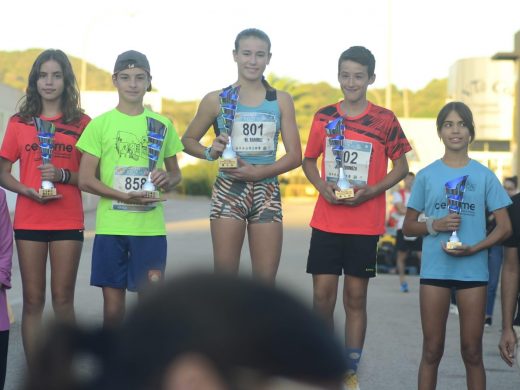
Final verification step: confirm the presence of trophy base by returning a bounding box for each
[143,190,160,199]
[39,188,57,197]
[219,158,238,168]
[335,188,355,199]
[446,241,463,250]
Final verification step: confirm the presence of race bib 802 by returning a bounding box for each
[324,139,372,185]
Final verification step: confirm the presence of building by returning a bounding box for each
[493,30,520,176]
[448,57,516,180]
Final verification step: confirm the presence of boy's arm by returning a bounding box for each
[78,152,154,204]
[152,155,182,192]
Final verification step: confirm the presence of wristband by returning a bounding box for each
[204,146,216,161]
[64,169,71,184]
[425,217,438,236]
[59,168,71,184]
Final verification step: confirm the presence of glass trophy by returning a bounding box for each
[34,117,57,197]
[445,175,468,250]
[143,117,167,199]
[218,85,240,168]
[325,117,354,199]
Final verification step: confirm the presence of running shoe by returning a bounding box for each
[400,281,409,293]
[343,372,360,390]
[484,317,492,327]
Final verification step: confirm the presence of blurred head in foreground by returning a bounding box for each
[23,273,346,390]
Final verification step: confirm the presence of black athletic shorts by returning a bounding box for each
[14,229,84,242]
[306,228,378,278]
[420,278,487,290]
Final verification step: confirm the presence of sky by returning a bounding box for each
[1,0,519,101]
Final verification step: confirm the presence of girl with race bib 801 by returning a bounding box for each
[182,28,301,284]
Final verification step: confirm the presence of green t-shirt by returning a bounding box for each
[76,108,184,235]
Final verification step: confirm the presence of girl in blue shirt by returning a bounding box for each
[403,102,512,390]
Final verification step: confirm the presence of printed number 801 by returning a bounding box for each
[242,123,263,136]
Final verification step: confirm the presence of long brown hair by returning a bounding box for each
[18,49,83,124]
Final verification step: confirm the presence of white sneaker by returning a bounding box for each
[343,372,360,390]
[449,303,459,316]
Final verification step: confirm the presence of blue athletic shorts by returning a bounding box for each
[91,235,167,292]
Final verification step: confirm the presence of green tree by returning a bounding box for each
[161,99,198,136]
[0,49,114,92]
[0,49,449,197]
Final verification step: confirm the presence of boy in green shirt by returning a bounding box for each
[77,50,183,327]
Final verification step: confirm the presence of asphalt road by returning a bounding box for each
[4,195,520,389]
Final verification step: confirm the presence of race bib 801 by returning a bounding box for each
[231,112,277,156]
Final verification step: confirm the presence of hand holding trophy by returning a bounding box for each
[218,85,240,168]
[34,117,57,197]
[325,117,354,199]
[444,175,468,250]
[143,117,167,199]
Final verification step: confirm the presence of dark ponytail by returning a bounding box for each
[261,75,274,92]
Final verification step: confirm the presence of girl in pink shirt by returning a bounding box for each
[0,188,13,389]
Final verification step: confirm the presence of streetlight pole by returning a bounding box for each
[80,18,95,92]
[493,31,520,176]
[385,0,392,110]
[80,51,87,91]
[79,11,136,92]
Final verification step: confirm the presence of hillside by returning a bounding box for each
[0,49,447,137]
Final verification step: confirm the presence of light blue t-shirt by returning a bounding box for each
[215,89,281,183]
[408,159,511,281]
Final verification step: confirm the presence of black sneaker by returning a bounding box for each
[484,317,492,327]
